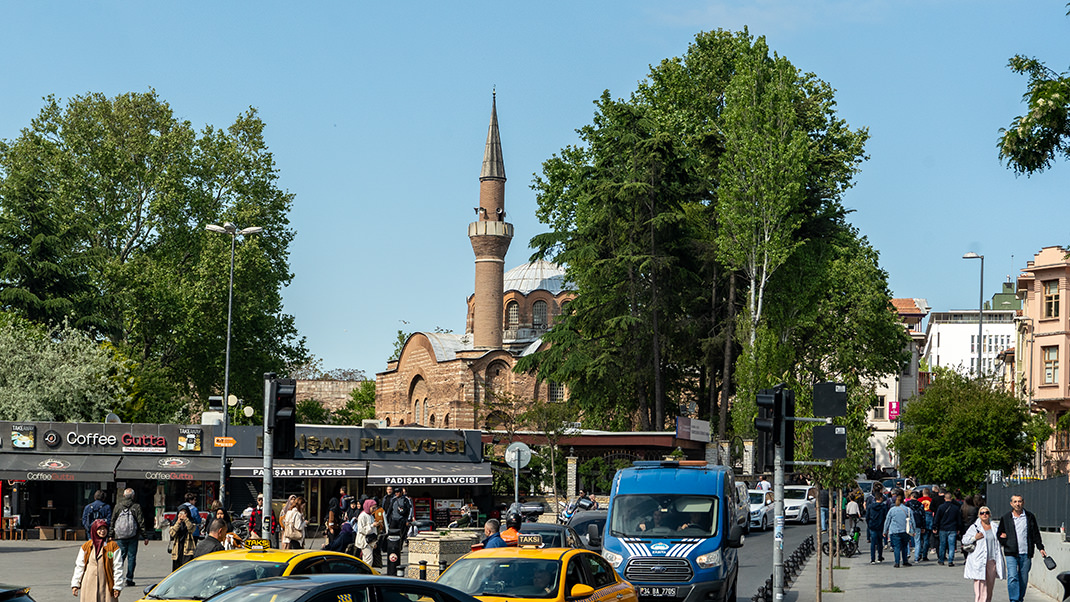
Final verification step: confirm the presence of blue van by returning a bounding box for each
[599,461,744,602]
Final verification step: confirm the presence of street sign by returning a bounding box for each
[812,425,847,459]
[505,441,532,469]
[214,436,237,448]
[813,382,847,417]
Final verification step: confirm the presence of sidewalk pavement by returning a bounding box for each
[0,538,410,601]
[783,547,1058,602]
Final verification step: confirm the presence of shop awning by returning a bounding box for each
[230,458,367,479]
[115,455,223,481]
[0,454,120,481]
[366,461,492,486]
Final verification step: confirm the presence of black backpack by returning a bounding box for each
[88,503,109,526]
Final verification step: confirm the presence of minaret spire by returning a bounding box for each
[469,92,514,349]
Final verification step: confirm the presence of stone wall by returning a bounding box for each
[297,379,363,412]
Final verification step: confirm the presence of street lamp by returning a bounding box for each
[207,221,263,508]
[963,252,984,377]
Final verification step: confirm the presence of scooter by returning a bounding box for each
[821,526,860,557]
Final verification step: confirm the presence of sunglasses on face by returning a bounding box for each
[979,511,990,515]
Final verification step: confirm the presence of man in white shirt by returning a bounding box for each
[996,495,1048,602]
[757,476,772,492]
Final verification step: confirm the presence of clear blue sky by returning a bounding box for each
[3,1,1069,377]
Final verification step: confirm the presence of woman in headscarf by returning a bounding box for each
[169,506,197,570]
[324,497,341,548]
[71,518,124,601]
[356,498,378,563]
[326,521,356,554]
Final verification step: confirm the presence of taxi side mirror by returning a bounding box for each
[569,584,596,600]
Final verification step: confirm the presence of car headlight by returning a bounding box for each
[696,550,722,569]
[602,549,623,568]
[750,510,760,517]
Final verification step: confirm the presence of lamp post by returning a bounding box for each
[963,252,984,377]
[207,221,263,508]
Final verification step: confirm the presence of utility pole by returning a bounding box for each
[261,373,275,541]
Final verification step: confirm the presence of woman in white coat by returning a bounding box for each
[962,505,1005,602]
[356,499,378,564]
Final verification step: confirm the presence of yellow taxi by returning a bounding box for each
[437,534,638,602]
[135,544,375,602]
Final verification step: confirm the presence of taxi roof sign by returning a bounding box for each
[517,533,543,547]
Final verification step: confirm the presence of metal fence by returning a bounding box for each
[986,476,1069,531]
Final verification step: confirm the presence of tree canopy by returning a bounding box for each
[520,27,906,469]
[999,5,1070,175]
[0,90,306,422]
[892,370,1051,492]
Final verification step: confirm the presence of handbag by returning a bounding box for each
[962,541,976,556]
[366,532,378,545]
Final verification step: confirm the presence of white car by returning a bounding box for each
[783,485,817,524]
[748,489,774,531]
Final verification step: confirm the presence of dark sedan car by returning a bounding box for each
[566,509,607,551]
[206,574,483,602]
[0,584,35,602]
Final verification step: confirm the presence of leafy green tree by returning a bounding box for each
[333,380,376,425]
[892,369,1051,492]
[999,5,1070,175]
[521,398,578,511]
[297,397,332,425]
[0,91,307,421]
[0,313,130,421]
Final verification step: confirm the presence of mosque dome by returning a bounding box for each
[502,260,568,295]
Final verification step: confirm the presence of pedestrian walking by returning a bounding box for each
[996,494,1048,602]
[866,492,888,564]
[281,495,307,550]
[109,488,148,587]
[935,491,963,566]
[757,475,772,492]
[326,521,356,554]
[962,494,979,527]
[845,497,861,534]
[250,493,278,542]
[963,505,1005,602]
[81,490,112,534]
[71,518,124,602]
[818,487,830,532]
[905,490,928,562]
[372,496,385,567]
[168,506,197,571]
[324,497,342,548]
[178,493,202,539]
[356,498,379,564]
[193,518,227,559]
[883,493,914,568]
[214,508,243,550]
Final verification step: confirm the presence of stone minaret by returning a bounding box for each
[468,94,513,349]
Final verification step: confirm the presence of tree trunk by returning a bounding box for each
[719,273,736,441]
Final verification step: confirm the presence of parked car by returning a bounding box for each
[783,485,817,524]
[438,544,638,602]
[134,548,375,602]
[733,480,751,535]
[566,509,606,551]
[207,574,482,602]
[748,489,774,531]
[0,584,36,602]
[881,477,915,493]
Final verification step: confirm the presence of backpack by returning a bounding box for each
[88,503,109,526]
[115,507,138,540]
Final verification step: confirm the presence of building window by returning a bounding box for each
[1044,346,1059,384]
[1045,280,1060,318]
[548,381,564,403]
[533,300,548,329]
[873,395,886,420]
[429,414,436,428]
[506,301,519,329]
[444,414,450,428]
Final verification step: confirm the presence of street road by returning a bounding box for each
[737,520,817,598]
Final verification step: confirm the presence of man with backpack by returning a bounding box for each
[81,490,111,534]
[905,490,928,562]
[387,487,412,537]
[111,488,148,587]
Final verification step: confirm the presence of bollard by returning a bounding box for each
[419,560,427,580]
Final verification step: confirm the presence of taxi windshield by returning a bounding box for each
[148,559,289,600]
[438,558,561,599]
[609,494,718,538]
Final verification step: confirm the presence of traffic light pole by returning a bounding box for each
[773,441,785,602]
[262,373,275,540]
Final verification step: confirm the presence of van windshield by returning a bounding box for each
[609,494,719,538]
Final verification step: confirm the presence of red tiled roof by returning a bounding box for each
[891,298,926,315]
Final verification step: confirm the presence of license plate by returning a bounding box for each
[639,587,677,597]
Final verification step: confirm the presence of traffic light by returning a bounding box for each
[781,388,795,466]
[755,388,779,471]
[272,378,297,459]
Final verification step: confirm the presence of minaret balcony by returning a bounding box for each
[468,221,514,238]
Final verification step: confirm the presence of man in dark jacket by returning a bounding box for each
[865,492,888,564]
[192,519,227,558]
[817,488,830,532]
[482,519,506,549]
[997,495,1048,602]
[905,491,928,561]
[933,492,962,566]
[81,490,111,533]
[110,488,149,586]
